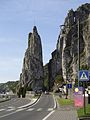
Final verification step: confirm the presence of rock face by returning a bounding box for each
[48,49,62,89]
[20,26,43,91]
[57,3,90,82]
[44,3,90,90]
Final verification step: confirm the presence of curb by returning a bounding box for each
[53,94,57,110]
[79,117,90,120]
[18,95,41,109]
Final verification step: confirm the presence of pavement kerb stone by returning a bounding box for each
[79,116,90,120]
[52,93,57,110]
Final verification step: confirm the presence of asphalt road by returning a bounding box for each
[0,94,55,120]
[0,98,31,108]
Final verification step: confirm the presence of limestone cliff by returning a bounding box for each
[58,3,90,82]
[44,3,90,90]
[20,26,43,91]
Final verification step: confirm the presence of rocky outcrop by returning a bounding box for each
[44,3,90,90]
[19,26,43,91]
[58,3,90,82]
[18,3,90,92]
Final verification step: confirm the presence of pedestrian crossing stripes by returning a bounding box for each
[0,107,54,112]
[0,109,5,111]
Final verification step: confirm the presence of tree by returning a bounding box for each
[54,75,64,85]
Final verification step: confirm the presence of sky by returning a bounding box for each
[0,0,90,83]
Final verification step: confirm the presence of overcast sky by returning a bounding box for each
[0,0,90,83]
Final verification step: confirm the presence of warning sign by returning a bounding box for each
[79,70,89,81]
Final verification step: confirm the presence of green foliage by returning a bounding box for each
[80,64,89,70]
[17,86,26,98]
[44,76,49,90]
[55,75,63,85]
[22,87,26,98]
[57,98,74,106]
[77,104,90,117]
[7,81,19,93]
[26,86,32,91]
[0,81,19,93]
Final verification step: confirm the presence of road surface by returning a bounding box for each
[0,94,55,120]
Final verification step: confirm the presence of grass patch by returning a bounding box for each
[77,104,90,118]
[57,98,74,106]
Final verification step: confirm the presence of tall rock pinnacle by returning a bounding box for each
[20,26,43,91]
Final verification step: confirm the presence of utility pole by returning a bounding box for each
[78,19,80,88]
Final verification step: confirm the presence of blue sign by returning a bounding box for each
[67,84,72,89]
[79,70,89,81]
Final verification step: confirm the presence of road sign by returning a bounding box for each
[67,84,72,89]
[79,70,89,81]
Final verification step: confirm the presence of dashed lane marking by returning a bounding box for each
[0,109,5,112]
[37,108,42,111]
[26,108,35,111]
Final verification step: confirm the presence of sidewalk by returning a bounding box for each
[46,95,79,120]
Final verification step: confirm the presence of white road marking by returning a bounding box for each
[47,108,53,111]
[0,108,26,118]
[6,108,15,111]
[53,94,56,109]
[42,110,55,120]
[16,108,24,112]
[37,108,42,111]
[0,109,5,111]
[8,106,14,109]
[26,108,35,111]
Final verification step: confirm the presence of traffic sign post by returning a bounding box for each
[67,84,72,99]
[79,70,89,115]
[89,71,90,80]
[83,82,86,114]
